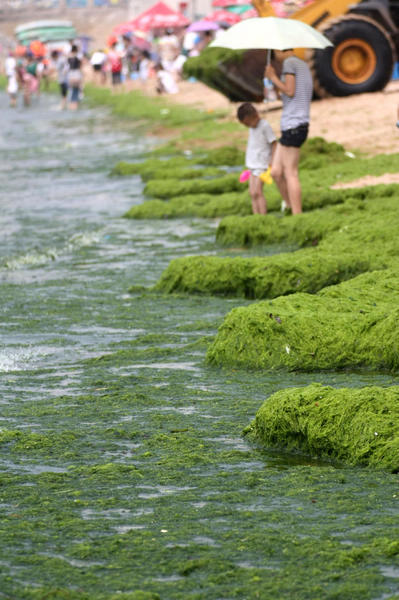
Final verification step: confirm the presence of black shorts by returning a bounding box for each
[112,71,122,85]
[280,123,309,148]
[59,82,68,98]
[93,64,102,72]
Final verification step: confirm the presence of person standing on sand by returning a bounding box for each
[265,49,313,214]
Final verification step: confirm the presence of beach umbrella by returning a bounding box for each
[212,0,251,6]
[15,45,27,57]
[209,17,333,51]
[206,10,242,25]
[29,40,46,57]
[227,4,253,14]
[128,1,190,32]
[187,19,220,32]
[107,34,118,46]
[113,21,135,36]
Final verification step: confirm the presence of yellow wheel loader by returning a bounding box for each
[255,0,398,96]
[184,0,399,99]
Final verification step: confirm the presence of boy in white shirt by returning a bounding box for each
[237,103,277,214]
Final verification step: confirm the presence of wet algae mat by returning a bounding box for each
[1,92,399,600]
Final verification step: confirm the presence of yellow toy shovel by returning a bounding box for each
[259,167,273,185]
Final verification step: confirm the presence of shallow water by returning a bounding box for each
[0,93,398,600]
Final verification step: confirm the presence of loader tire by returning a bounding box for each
[308,15,395,97]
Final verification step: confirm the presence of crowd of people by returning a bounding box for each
[5,42,84,109]
[3,23,221,109]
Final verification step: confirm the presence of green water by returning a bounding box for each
[1,94,398,600]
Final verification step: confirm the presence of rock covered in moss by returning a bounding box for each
[111,156,192,176]
[112,162,222,182]
[206,269,399,371]
[216,187,399,247]
[154,249,371,299]
[155,193,399,297]
[250,383,399,471]
[124,191,252,219]
[143,173,246,199]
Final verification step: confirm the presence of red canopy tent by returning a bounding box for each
[206,9,242,24]
[124,1,190,32]
[212,0,252,7]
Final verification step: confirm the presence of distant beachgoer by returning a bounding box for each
[25,53,40,97]
[158,29,179,71]
[139,50,152,83]
[182,28,197,56]
[108,42,123,86]
[265,49,313,214]
[67,44,83,110]
[5,52,18,107]
[90,49,107,85]
[171,54,187,81]
[155,63,178,95]
[237,102,277,215]
[51,50,69,110]
[16,61,33,107]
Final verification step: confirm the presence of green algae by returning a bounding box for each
[124,191,252,219]
[155,190,399,298]
[249,383,399,471]
[4,87,399,600]
[124,182,357,220]
[144,173,246,199]
[216,186,399,247]
[84,84,227,128]
[154,250,373,298]
[206,269,399,371]
[112,163,222,182]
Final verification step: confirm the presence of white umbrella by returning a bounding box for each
[209,16,333,51]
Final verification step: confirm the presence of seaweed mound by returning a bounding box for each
[249,383,399,472]
[124,191,252,219]
[155,193,399,298]
[206,269,399,371]
[143,174,246,198]
[183,48,265,102]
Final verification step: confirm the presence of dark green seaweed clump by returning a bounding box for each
[249,383,399,471]
[206,269,399,371]
[124,191,252,219]
[155,193,399,298]
[143,174,246,199]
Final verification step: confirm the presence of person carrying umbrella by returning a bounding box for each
[265,49,313,214]
[209,17,332,215]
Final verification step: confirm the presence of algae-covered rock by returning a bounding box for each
[216,187,399,247]
[199,145,244,166]
[144,173,246,199]
[124,191,252,219]
[206,269,399,371]
[154,249,371,299]
[155,194,399,297]
[112,163,222,182]
[111,156,192,176]
[216,203,354,247]
[250,383,399,471]
[299,137,347,169]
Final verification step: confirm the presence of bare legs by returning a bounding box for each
[249,174,267,214]
[271,143,302,214]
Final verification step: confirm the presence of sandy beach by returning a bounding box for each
[125,77,399,157]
